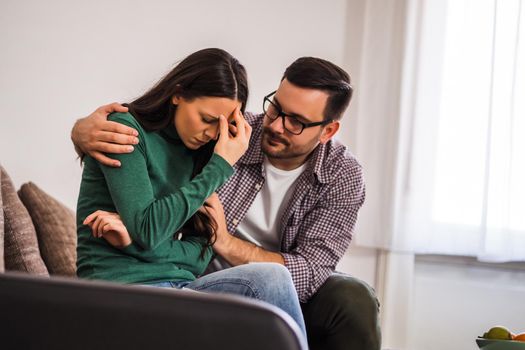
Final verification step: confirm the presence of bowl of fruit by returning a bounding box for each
[477,326,525,349]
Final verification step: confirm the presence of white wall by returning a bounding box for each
[0,0,349,209]
[408,258,525,350]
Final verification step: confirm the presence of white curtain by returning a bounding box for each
[395,0,525,261]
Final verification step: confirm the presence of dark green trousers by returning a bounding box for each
[301,273,381,350]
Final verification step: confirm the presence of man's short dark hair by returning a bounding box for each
[282,57,353,121]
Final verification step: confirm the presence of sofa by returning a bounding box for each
[0,165,307,350]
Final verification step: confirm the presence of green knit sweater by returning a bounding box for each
[76,112,233,284]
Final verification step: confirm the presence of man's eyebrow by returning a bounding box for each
[273,96,310,121]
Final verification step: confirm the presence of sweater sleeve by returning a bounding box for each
[100,116,234,251]
[122,236,213,277]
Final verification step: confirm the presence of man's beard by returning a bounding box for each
[261,128,305,159]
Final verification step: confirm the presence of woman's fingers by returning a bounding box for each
[83,211,99,225]
[228,123,238,137]
[92,215,105,237]
[84,210,130,248]
[218,115,229,143]
[84,210,108,226]
[102,221,119,233]
[232,106,246,140]
[213,107,250,166]
[84,211,118,237]
[101,224,132,248]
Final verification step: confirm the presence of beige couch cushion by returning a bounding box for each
[1,166,48,275]
[18,182,76,276]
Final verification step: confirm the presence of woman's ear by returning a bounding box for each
[172,85,184,105]
[319,121,340,145]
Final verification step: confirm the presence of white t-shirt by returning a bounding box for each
[235,157,307,251]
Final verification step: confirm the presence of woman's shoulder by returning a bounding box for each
[108,112,143,130]
[108,112,149,144]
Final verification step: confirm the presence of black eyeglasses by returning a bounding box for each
[262,91,333,135]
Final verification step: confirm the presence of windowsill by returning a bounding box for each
[415,254,525,272]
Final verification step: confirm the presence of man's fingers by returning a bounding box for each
[93,141,135,154]
[96,130,138,146]
[99,102,129,115]
[205,193,219,205]
[205,194,223,213]
[90,151,121,167]
[102,121,139,137]
[197,206,208,214]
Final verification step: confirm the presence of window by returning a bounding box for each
[399,0,525,261]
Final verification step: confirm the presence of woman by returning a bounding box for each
[76,48,306,336]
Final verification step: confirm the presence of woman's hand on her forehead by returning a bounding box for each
[213,106,252,166]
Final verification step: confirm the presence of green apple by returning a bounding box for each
[483,326,513,340]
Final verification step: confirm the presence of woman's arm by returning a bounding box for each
[84,210,212,276]
[100,114,232,251]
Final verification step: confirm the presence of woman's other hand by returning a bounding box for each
[213,106,252,166]
[71,102,139,167]
[203,193,231,252]
[83,210,132,248]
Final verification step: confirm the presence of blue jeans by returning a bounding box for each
[143,262,306,338]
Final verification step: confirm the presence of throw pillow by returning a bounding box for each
[18,182,76,276]
[1,166,48,275]
[0,167,4,272]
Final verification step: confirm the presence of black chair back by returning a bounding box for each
[0,272,307,350]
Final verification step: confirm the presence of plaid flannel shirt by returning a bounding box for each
[217,112,365,303]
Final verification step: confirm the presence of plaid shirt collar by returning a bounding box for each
[240,113,331,184]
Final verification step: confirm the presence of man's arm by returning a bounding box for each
[207,163,365,303]
[215,234,285,265]
[205,194,285,265]
[71,102,139,167]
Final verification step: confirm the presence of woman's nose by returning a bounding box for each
[204,126,219,140]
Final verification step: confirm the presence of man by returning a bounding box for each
[72,57,381,350]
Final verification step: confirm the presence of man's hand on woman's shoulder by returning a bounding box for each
[71,102,139,167]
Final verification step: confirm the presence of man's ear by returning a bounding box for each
[171,95,180,105]
[319,121,340,145]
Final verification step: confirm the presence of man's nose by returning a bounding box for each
[269,115,285,134]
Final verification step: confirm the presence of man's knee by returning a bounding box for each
[303,274,381,350]
[325,274,380,319]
